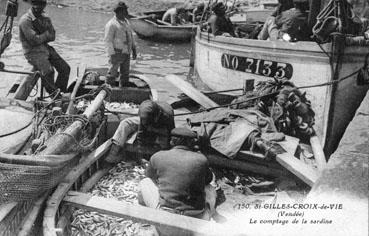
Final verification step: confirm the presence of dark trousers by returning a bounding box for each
[26,46,70,94]
[107,52,130,85]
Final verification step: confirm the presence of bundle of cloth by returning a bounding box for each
[187,79,315,159]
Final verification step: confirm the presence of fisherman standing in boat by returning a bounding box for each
[138,127,218,221]
[19,0,71,95]
[104,2,137,87]
[104,100,174,165]
[162,6,188,25]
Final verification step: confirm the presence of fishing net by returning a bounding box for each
[0,97,105,203]
[0,154,78,203]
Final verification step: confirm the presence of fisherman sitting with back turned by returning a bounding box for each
[138,127,218,221]
[104,2,137,87]
[19,0,71,96]
[104,100,175,166]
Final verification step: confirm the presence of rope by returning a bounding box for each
[174,67,361,117]
[0,119,32,138]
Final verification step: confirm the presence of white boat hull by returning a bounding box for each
[194,31,369,155]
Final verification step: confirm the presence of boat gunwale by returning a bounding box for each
[43,140,112,236]
[197,31,333,61]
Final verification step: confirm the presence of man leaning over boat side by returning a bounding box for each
[138,127,219,222]
[162,6,188,26]
[19,0,71,96]
[103,100,175,166]
[104,2,137,87]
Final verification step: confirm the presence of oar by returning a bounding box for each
[156,19,172,26]
[165,74,218,109]
[130,14,156,20]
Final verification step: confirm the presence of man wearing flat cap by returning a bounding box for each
[104,100,174,165]
[138,127,217,221]
[19,0,71,95]
[104,1,137,87]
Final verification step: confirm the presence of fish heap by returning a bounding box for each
[71,162,147,236]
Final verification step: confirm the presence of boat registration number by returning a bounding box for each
[221,54,293,79]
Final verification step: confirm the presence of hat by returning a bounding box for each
[171,127,197,139]
[114,2,128,12]
[138,100,160,125]
[31,0,47,5]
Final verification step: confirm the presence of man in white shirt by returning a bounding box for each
[162,7,187,25]
[104,2,137,87]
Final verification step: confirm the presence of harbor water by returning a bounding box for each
[0,1,206,99]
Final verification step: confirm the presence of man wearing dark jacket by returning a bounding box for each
[208,2,236,37]
[104,100,174,164]
[19,0,70,94]
[138,127,216,220]
[258,0,310,41]
[275,0,310,41]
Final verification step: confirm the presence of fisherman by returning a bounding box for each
[104,2,137,87]
[19,0,71,95]
[258,0,294,40]
[104,100,175,165]
[138,127,217,220]
[275,0,310,41]
[162,6,188,25]
[207,2,236,37]
[258,0,310,41]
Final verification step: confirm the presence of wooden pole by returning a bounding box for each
[66,63,86,114]
[40,89,108,155]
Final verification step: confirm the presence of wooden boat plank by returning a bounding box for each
[276,152,319,186]
[64,191,232,236]
[43,140,112,236]
[17,193,49,236]
[165,74,218,109]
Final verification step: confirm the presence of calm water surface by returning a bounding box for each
[0,2,203,98]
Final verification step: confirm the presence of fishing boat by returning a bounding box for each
[42,73,325,236]
[194,1,369,156]
[129,11,197,42]
[0,64,156,236]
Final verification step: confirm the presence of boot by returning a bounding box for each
[102,143,122,168]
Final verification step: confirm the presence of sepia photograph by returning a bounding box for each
[0,0,368,235]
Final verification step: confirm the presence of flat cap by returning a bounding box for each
[114,1,128,12]
[171,127,197,138]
